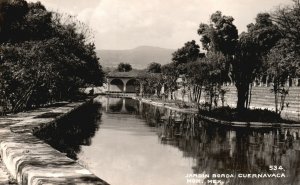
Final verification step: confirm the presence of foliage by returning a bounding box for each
[138,72,163,97]
[272,0,300,57]
[147,62,161,73]
[198,11,238,56]
[172,40,201,64]
[203,52,227,110]
[117,62,132,72]
[184,52,227,110]
[198,106,296,123]
[161,62,179,99]
[171,40,203,75]
[232,13,282,111]
[265,39,299,114]
[0,0,104,113]
[197,11,238,110]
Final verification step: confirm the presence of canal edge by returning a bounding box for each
[0,98,109,185]
[131,96,300,128]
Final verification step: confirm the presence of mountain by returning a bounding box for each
[97,46,175,69]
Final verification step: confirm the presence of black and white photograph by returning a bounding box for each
[0,0,300,184]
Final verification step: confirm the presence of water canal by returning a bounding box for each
[34,96,300,185]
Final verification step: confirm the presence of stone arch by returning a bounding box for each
[126,79,140,93]
[110,79,124,92]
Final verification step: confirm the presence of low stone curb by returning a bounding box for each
[0,100,108,185]
[133,97,300,128]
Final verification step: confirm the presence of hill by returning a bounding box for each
[97,46,175,69]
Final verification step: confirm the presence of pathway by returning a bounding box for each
[0,101,108,185]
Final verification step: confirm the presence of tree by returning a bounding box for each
[185,60,209,105]
[172,40,201,64]
[161,62,179,100]
[185,52,226,110]
[138,72,163,97]
[265,39,299,114]
[171,40,203,75]
[272,0,300,57]
[204,52,227,110]
[147,62,161,73]
[198,11,238,57]
[0,1,104,113]
[197,11,238,86]
[197,11,238,110]
[272,0,300,76]
[233,13,282,111]
[117,62,132,72]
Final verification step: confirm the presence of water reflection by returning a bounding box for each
[34,101,102,160]
[140,102,300,185]
[35,97,300,185]
[105,97,140,114]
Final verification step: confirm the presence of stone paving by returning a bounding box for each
[0,101,108,185]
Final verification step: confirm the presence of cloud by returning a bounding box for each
[28,0,292,50]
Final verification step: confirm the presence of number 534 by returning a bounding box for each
[269,165,284,171]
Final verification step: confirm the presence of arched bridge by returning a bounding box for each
[106,70,142,93]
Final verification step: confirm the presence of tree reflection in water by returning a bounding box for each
[34,101,102,160]
[34,98,300,185]
[140,102,300,185]
[108,98,123,112]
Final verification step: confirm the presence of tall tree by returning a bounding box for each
[197,11,238,110]
[197,11,238,84]
[233,13,282,111]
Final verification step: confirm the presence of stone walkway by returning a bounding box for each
[0,157,15,185]
[0,101,108,185]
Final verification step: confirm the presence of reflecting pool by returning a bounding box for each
[34,96,300,185]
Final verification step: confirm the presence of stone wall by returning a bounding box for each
[175,86,300,121]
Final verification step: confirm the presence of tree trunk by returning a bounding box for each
[236,83,249,112]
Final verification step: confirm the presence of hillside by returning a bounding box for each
[97,46,175,69]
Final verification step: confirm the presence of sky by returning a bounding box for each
[28,0,292,50]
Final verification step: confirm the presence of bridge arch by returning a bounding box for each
[126,79,140,93]
[109,79,124,92]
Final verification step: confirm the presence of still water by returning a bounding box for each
[34,96,300,185]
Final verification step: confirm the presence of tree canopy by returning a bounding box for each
[147,62,162,73]
[198,11,238,56]
[0,0,104,113]
[117,62,132,72]
[172,40,202,65]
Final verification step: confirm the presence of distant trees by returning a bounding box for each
[117,62,132,72]
[161,62,179,100]
[0,0,104,113]
[147,62,161,73]
[138,73,163,97]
